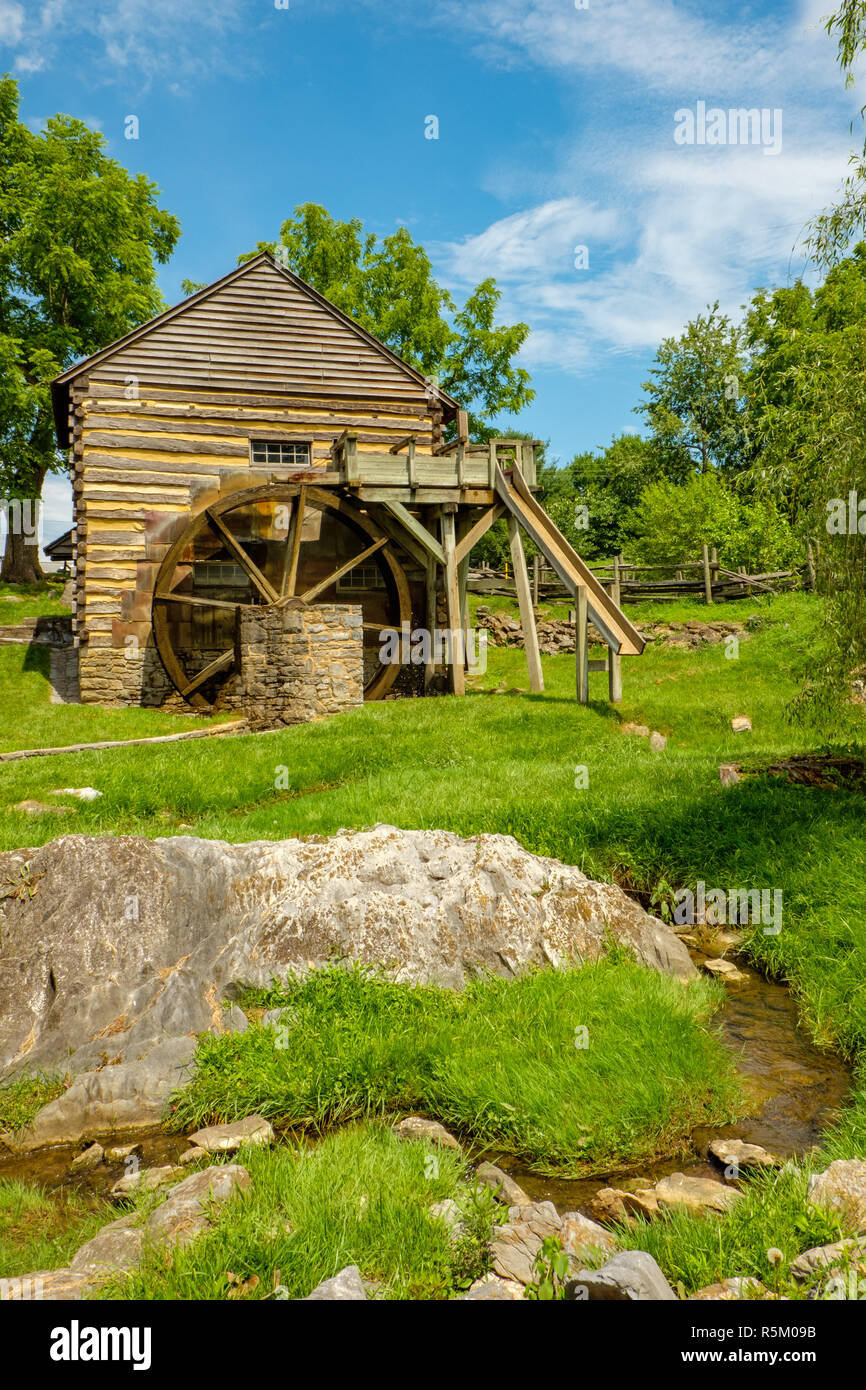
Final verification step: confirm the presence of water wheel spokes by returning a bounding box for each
[152,483,412,710]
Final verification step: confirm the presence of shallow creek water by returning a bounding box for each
[0,955,853,1215]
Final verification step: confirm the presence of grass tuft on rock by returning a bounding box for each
[170,960,741,1177]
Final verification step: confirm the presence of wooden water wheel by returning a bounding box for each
[152,483,411,710]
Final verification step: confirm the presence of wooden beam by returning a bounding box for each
[609,555,623,703]
[206,508,279,604]
[381,500,445,566]
[179,648,235,698]
[364,504,430,571]
[454,504,504,565]
[441,509,464,696]
[424,553,437,693]
[576,585,589,705]
[295,536,388,605]
[508,516,544,693]
[155,590,241,612]
[282,485,306,598]
[702,543,713,605]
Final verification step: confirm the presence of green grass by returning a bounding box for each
[0,1073,69,1137]
[102,1124,497,1301]
[0,1179,112,1281]
[0,644,233,754]
[170,960,740,1178]
[0,579,69,626]
[619,1162,854,1298]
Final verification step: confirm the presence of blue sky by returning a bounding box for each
[0,0,861,547]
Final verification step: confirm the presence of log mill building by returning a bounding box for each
[50,253,642,726]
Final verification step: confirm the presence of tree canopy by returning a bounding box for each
[0,74,179,579]
[242,204,534,437]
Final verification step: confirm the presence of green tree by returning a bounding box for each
[627,472,798,573]
[807,1,866,265]
[241,204,534,437]
[0,75,179,580]
[565,432,663,557]
[638,303,747,477]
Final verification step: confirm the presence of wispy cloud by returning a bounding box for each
[0,0,253,92]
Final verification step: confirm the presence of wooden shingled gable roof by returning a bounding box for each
[51,252,460,447]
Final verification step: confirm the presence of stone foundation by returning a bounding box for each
[237,603,364,729]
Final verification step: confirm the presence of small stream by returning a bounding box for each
[0,953,853,1215]
[496,954,852,1213]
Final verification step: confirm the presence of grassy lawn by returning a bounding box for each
[0,578,69,626]
[0,644,234,754]
[0,1179,113,1283]
[170,961,739,1178]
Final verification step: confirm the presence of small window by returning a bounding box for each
[193,561,250,590]
[251,440,311,467]
[337,565,386,592]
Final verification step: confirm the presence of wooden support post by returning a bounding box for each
[441,507,464,696]
[702,543,713,604]
[424,553,437,693]
[609,555,623,704]
[508,515,544,693]
[576,585,589,705]
[711,546,719,596]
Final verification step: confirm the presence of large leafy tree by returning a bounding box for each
[0,76,179,581]
[562,432,663,558]
[241,204,534,437]
[638,303,748,478]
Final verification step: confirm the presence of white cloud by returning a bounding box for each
[437,143,852,372]
[0,0,24,46]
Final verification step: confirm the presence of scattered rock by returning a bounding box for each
[701,957,746,983]
[560,1211,618,1261]
[719,763,740,787]
[178,1146,209,1166]
[474,1161,531,1208]
[69,1142,104,1173]
[0,1268,94,1300]
[104,1142,142,1164]
[13,800,72,816]
[394,1117,460,1150]
[305,1265,368,1301]
[586,1186,659,1224]
[808,1161,866,1232]
[567,1250,676,1301]
[187,1114,274,1154]
[430,1199,463,1240]
[145,1164,251,1250]
[622,723,650,738]
[111,1164,185,1197]
[690,1277,766,1300]
[708,1139,780,1172]
[491,1200,562,1285]
[653,1172,743,1215]
[69,1214,143,1275]
[649,731,668,752]
[790,1238,866,1281]
[462,1275,526,1300]
[49,788,102,802]
[731,716,752,733]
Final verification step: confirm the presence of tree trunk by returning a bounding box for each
[1,489,44,584]
[2,518,43,583]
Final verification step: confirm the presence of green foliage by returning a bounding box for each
[526,1235,570,1300]
[0,74,179,576]
[627,472,799,571]
[638,302,747,477]
[171,960,739,1178]
[0,1179,112,1281]
[241,203,534,437]
[559,432,664,558]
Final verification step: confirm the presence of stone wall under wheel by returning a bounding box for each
[237,603,364,729]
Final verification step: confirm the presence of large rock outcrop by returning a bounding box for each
[0,824,692,1097]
